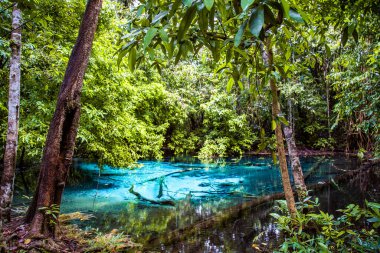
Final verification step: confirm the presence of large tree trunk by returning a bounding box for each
[263,38,297,218]
[25,0,103,238]
[0,4,22,223]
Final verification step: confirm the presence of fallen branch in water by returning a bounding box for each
[129,185,175,206]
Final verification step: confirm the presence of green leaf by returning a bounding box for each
[367,202,380,209]
[128,47,137,72]
[143,27,158,50]
[241,0,254,11]
[238,81,244,90]
[278,115,289,126]
[317,242,328,252]
[271,119,277,130]
[270,213,281,219]
[182,0,193,7]
[281,0,290,18]
[203,0,214,11]
[159,28,169,42]
[226,77,234,93]
[234,20,248,47]
[136,5,145,18]
[289,8,304,23]
[152,11,169,24]
[177,6,197,41]
[117,41,136,67]
[249,6,264,38]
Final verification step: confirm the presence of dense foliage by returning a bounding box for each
[0,0,379,167]
[272,198,380,252]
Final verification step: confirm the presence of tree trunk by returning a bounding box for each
[25,0,103,238]
[0,3,22,222]
[262,38,297,218]
[283,124,307,198]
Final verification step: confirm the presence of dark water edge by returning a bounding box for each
[143,165,380,253]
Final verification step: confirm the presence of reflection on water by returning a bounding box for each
[14,156,378,252]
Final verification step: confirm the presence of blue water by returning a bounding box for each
[58,156,357,246]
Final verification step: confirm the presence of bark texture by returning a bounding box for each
[25,0,103,237]
[262,38,297,217]
[0,4,22,222]
[283,125,307,197]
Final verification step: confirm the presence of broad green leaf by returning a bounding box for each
[281,0,289,18]
[226,77,234,93]
[159,28,169,42]
[289,8,304,23]
[278,115,289,126]
[285,49,291,60]
[271,119,277,130]
[177,6,197,41]
[182,0,193,7]
[367,202,380,209]
[136,5,145,17]
[143,27,158,50]
[241,0,254,11]
[128,47,137,72]
[234,20,248,47]
[203,0,214,11]
[152,11,169,24]
[238,81,244,91]
[249,6,264,37]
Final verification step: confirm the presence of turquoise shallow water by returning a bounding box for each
[55,156,359,247]
[62,156,355,213]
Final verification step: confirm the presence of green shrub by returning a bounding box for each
[271,197,380,252]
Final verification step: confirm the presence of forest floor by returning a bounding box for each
[2,212,142,252]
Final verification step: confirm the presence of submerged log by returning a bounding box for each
[129,185,175,206]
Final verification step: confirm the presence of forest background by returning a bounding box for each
[0,0,378,168]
